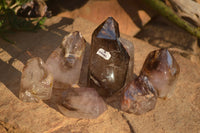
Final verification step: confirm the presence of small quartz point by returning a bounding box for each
[140,48,180,98]
[88,17,132,97]
[58,87,107,119]
[19,57,53,102]
[121,75,157,115]
[46,31,86,88]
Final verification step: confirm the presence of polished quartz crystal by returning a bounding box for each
[19,57,53,102]
[88,17,132,97]
[140,48,180,98]
[118,37,134,85]
[46,31,86,88]
[121,75,157,115]
[57,87,107,119]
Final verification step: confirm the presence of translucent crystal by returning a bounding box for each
[88,17,132,97]
[118,37,134,85]
[121,75,157,115]
[19,57,53,102]
[57,87,107,119]
[140,48,180,98]
[46,31,86,88]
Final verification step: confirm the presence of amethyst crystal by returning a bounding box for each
[140,48,180,98]
[121,75,157,115]
[46,31,86,88]
[58,87,107,119]
[19,57,53,102]
[88,17,133,97]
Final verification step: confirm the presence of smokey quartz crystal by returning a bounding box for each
[88,17,133,97]
[57,87,107,119]
[46,31,86,88]
[140,48,180,98]
[19,57,53,102]
[121,75,157,115]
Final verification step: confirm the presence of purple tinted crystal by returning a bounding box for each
[58,87,107,119]
[140,48,180,98]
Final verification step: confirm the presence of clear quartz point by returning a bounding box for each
[46,31,86,88]
[19,57,53,102]
[57,87,107,119]
[88,17,133,97]
[140,48,180,98]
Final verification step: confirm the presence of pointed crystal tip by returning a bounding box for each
[140,48,180,98]
[94,17,120,40]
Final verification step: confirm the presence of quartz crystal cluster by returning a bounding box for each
[121,48,180,115]
[19,17,180,118]
[19,57,53,102]
[19,31,107,119]
[88,17,134,97]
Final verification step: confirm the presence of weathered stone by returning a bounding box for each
[58,87,107,119]
[88,17,131,97]
[46,31,86,88]
[140,48,180,98]
[19,57,53,102]
[17,0,50,17]
[121,75,157,115]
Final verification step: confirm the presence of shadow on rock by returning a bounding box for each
[46,0,89,15]
[118,0,154,29]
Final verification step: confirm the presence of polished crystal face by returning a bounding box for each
[58,87,107,119]
[121,75,157,115]
[19,57,53,102]
[89,17,132,97]
[140,48,180,98]
[46,31,86,88]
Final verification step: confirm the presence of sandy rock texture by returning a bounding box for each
[0,17,200,133]
[57,0,154,36]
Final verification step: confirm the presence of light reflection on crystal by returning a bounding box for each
[140,48,180,98]
[88,17,133,97]
[46,31,86,88]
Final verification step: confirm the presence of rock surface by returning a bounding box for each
[57,0,154,36]
[0,16,200,133]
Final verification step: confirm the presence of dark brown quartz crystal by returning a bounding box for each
[121,75,157,115]
[118,37,134,85]
[140,48,180,98]
[88,17,133,97]
[57,87,107,119]
[46,31,86,88]
[19,57,53,102]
